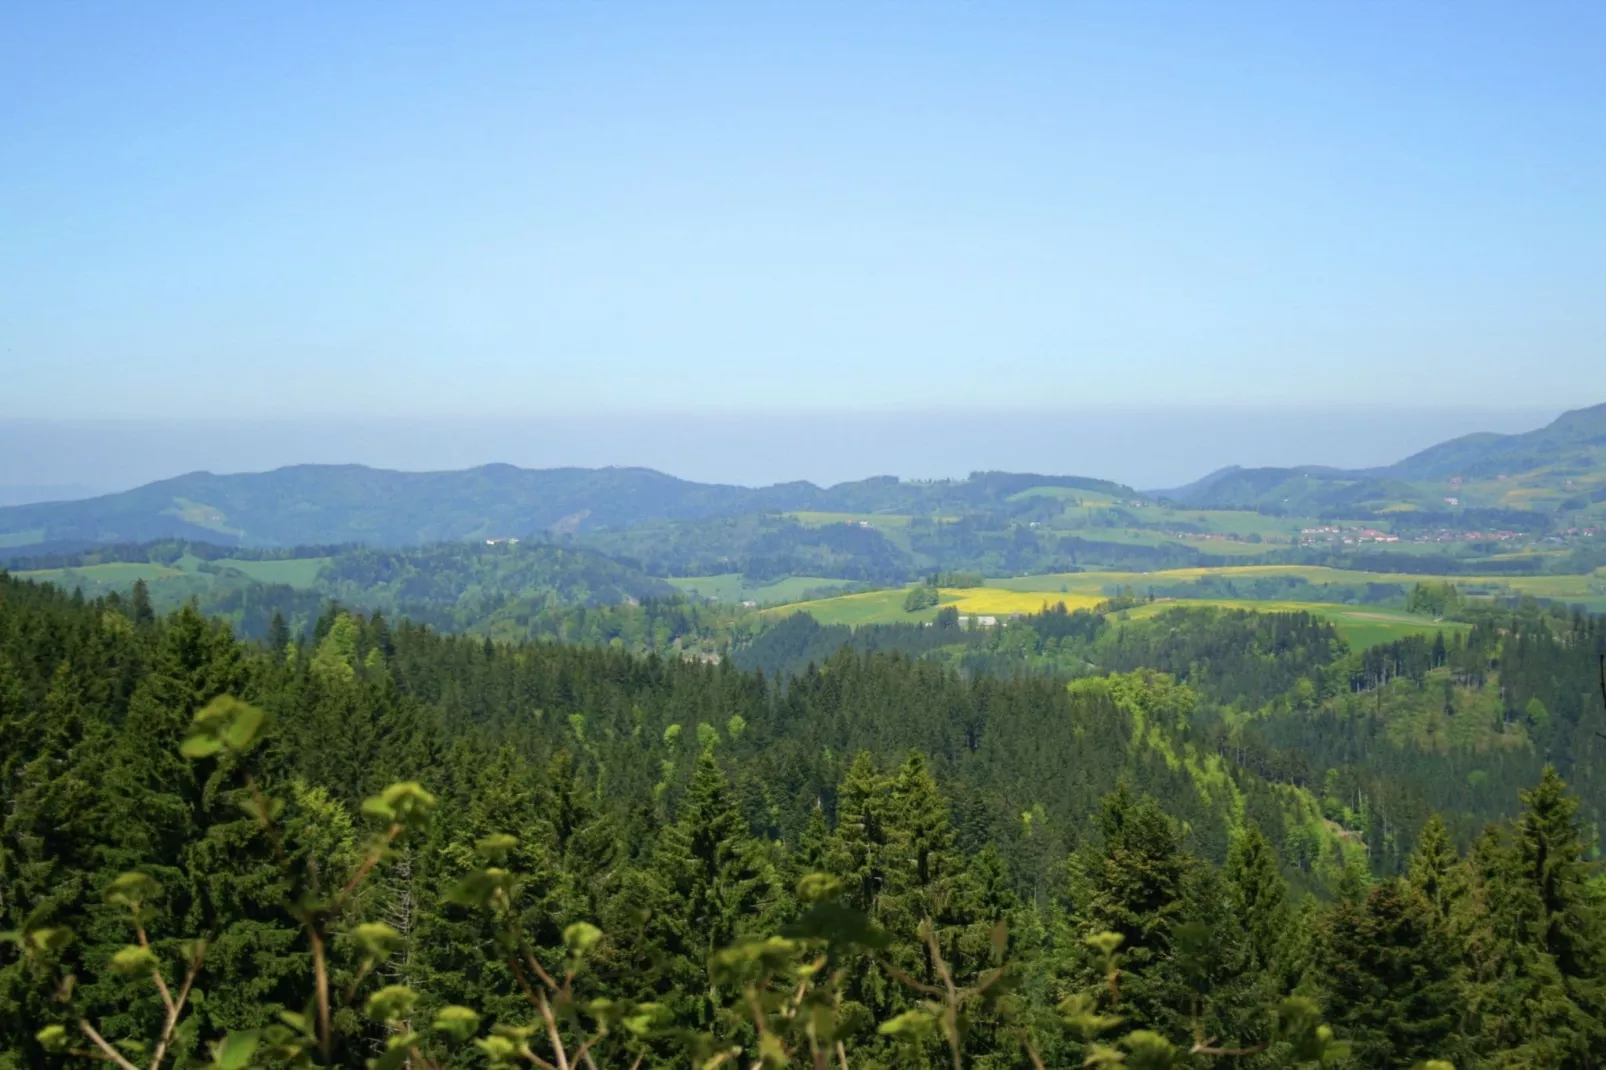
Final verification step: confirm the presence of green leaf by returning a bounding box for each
[431,1005,481,1042]
[365,984,418,1023]
[277,1011,314,1038]
[179,732,223,759]
[475,833,519,861]
[563,921,603,956]
[369,1033,418,1070]
[220,701,267,750]
[213,1029,260,1070]
[360,795,394,821]
[878,1008,938,1041]
[371,781,436,829]
[474,1035,519,1063]
[347,922,402,958]
[110,944,159,975]
[104,871,162,909]
[35,1025,70,1053]
[28,927,73,954]
[1118,1031,1183,1070]
[794,873,841,904]
[447,868,511,908]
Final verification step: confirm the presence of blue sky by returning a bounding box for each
[3,1,1603,422]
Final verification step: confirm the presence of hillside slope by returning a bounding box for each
[1160,402,1606,512]
[0,465,1134,549]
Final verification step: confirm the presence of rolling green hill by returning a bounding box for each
[11,539,678,639]
[0,465,1135,549]
[1160,402,1606,514]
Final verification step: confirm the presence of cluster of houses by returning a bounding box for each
[922,614,1004,628]
[1298,525,1399,545]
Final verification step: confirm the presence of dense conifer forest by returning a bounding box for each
[4,569,1606,1067]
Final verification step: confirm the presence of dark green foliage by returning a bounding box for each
[1315,878,1459,1067]
[0,569,1602,1067]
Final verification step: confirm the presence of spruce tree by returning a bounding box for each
[1224,821,1290,977]
[130,578,155,628]
[1319,879,1458,1068]
[267,610,291,657]
[638,749,778,1029]
[1407,813,1463,925]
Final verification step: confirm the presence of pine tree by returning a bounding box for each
[1407,813,1463,925]
[1455,824,1573,1066]
[1073,784,1190,1037]
[267,610,291,657]
[637,749,778,1029]
[823,752,893,921]
[130,578,155,627]
[1509,768,1606,1064]
[1224,821,1290,977]
[1317,879,1458,1068]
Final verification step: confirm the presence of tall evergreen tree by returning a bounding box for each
[1318,878,1458,1068]
[637,749,778,1029]
[1407,813,1463,925]
[1224,821,1290,977]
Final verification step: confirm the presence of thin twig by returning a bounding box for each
[77,1021,140,1070]
[406,1045,443,1070]
[148,946,204,1069]
[872,957,945,998]
[919,923,964,1070]
[337,827,400,904]
[1022,1039,1047,1070]
[132,925,175,1016]
[245,774,286,863]
[570,1029,604,1070]
[518,936,562,991]
[534,988,571,1070]
[309,928,332,1065]
[835,1039,850,1070]
[1191,1039,1272,1057]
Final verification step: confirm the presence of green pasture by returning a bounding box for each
[1008,487,1119,505]
[984,563,1606,603]
[211,556,330,588]
[669,574,853,605]
[16,562,186,586]
[765,587,945,626]
[164,497,245,538]
[1116,599,1470,650]
[786,512,916,530]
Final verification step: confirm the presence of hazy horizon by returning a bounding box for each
[0,404,1563,503]
[6,4,1603,427]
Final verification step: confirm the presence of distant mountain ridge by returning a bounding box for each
[0,463,1133,549]
[1155,402,1606,512]
[2,403,1601,549]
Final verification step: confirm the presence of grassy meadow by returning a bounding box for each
[1115,599,1469,650]
[761,561,1606,646]
[668,573,852,605]
[13,554,334,605]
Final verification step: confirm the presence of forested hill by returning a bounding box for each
[0,465,1134,549]
[1157,401,1606,511]
[4,570,1606,1066]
